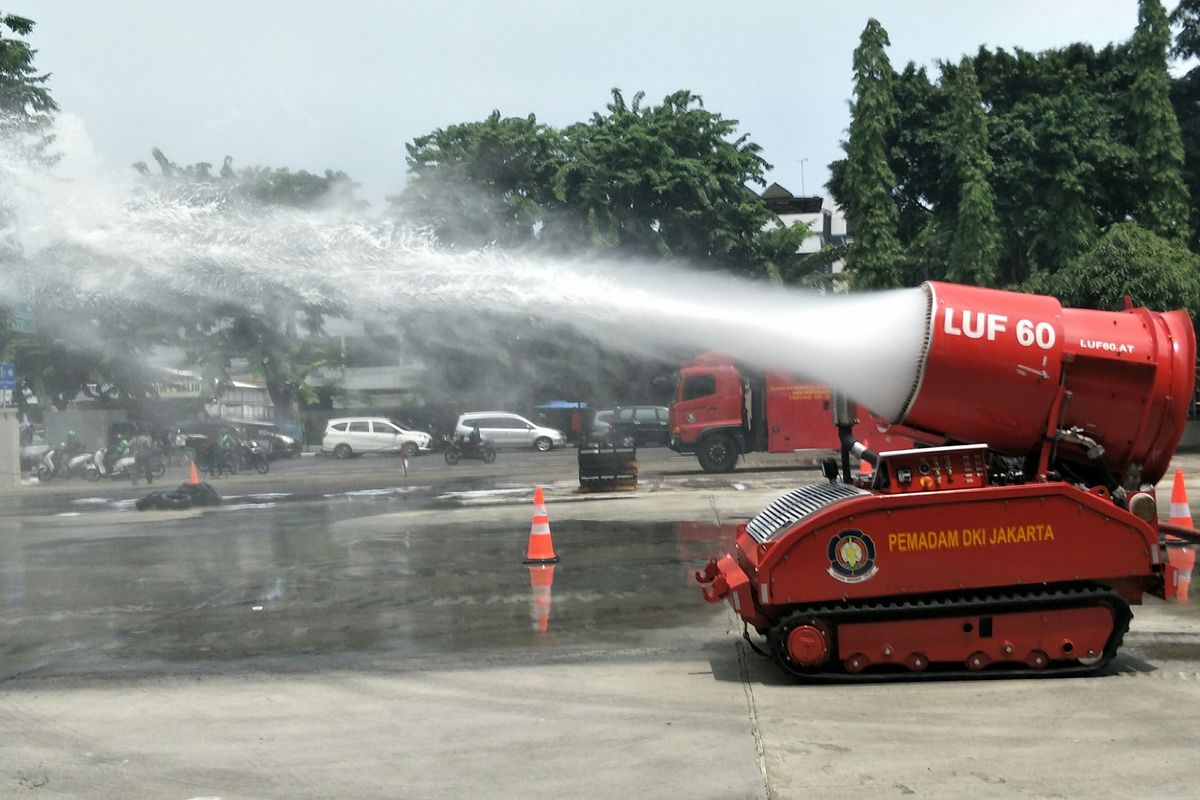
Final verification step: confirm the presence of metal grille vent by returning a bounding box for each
[745,482,870,543]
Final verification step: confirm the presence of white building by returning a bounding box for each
[758,182,849,275]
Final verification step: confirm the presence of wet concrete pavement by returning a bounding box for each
[6,449,1200,797]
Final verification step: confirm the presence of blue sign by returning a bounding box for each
[0,364,13,390]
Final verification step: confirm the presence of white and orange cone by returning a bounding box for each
[188,460,201,486]
[1169,469,1193,529]
[524,486,559,564]
[528,564,556,632]
[1167,469,1195,604]
[1169,546,1195,605]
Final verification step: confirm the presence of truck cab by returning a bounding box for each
[670,353,916,473]
[669,360,747,470]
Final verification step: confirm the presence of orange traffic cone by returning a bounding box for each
[1169,469,1193,528]
[524,486,559,564]
[859,440,873,477]
[188,460,201,486]
[528,564,556,632]
[1169,546,1196,605]
[1166,470,1195,603]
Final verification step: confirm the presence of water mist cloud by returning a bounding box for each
[1,117,929,418]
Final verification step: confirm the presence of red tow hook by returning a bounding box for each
[695,558,720,585]
[696,558,731,603]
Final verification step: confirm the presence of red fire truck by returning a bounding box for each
[668,353,918,472]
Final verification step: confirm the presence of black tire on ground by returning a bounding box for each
[253,454,269,474]
[482,447,496,464]
[85,466,100,482]
[151,456,167,479]
[444,449,460,465]
[696,433,739,473]
[36,465,52,482]
[184,482,222,506]
[135,490,166,511]
[221,452,239,475]
[619,434,635,448]
[156,491,193,510]
[534,437,552,452]
[333,443,353,459]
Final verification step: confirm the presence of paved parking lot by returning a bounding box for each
[4,447,1200,798]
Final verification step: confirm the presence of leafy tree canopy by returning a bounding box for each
[0,12,55,127]
[395,88,818,283]
[1024,221,1200,314]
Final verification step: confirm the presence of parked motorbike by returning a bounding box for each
[444,434,497,465]
[36,444,93,481]
[237,438,270,475]
[86,447,166,482]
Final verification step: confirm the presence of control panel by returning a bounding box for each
[871,444,989,494]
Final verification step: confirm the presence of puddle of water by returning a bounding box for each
[0,508,738,678]
[322,486,431,499]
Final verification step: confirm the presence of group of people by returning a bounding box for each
[106,426,160,485]
[198,427,240,478]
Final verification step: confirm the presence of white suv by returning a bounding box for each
[322,417,432,459]
[455,412,566,451]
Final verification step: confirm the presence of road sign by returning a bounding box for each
[8,302,35,334]
[0,364,14,391]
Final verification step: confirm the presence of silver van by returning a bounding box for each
[322,417,433,458]
[455,412,566,451]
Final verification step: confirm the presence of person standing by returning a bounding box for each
[131,428,155,486]
[216,428,237,477]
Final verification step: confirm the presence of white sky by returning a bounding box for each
[11,0,1175,205]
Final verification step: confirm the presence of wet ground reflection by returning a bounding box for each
[0,506,739,679]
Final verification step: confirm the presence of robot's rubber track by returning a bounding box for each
[764,583,1132,682]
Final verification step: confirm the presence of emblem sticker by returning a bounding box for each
[827,529,878,584]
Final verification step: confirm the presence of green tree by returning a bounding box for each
[134,149,351,417]
[1024,221,1200,314]
[840,19,905,288]
[942,58,1000,286]
[0,13,55,137]
[552,89,788,277]
[1130,0,1191,240]
[0,13,61,416]
[1170,0,1200,248]
[1171,0,1200,59]
[394,112,564,248]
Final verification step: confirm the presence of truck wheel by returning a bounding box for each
[697,433,739,473]
[333,444,353,459]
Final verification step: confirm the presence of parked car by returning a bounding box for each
[590,410,615,441]
[321,417,433,459]
[606,405,671,447]
[239,422,303,459]
[454,412,566,452]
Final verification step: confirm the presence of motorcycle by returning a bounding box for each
[444,434,497,465]
[237,438,270,475]
[86,447,166,482]
[36,444,93,481]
